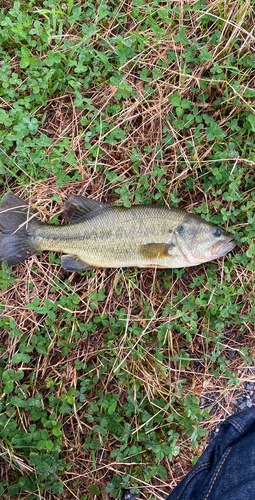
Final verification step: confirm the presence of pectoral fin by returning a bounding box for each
[62,195,110,223]
[139,243,175,260]
[61,254,94,272]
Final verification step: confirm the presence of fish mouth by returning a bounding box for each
[211,237,236,257]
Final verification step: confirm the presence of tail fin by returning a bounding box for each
[0,194,38,267]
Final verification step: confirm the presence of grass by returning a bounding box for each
[0,0,255,498]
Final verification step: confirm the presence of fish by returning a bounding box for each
[0,193,236,271]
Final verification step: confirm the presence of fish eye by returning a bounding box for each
[176,225,184,235]
[213,228,221,237]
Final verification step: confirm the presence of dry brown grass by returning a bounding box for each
[0,0,255,498]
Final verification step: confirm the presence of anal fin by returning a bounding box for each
[61,254,94,272]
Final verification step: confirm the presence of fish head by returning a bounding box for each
[174,215,236,265]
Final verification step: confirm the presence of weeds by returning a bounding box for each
[0,0,255,498]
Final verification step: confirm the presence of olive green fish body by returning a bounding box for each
[0,194,236,270]
[33,205,193,268]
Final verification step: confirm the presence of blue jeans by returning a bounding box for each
[166,406,255,500]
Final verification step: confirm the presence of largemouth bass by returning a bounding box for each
[0,193,236,271]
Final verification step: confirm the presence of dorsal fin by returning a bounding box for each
[62,195,110,223]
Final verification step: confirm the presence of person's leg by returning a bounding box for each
[166,406,255,500]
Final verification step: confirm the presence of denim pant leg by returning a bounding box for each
[166,406,255,500]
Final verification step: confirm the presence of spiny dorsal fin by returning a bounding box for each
[139,242,175,260]
[62,195,110,223]
[61,254,95,272]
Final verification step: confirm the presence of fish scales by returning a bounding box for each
[34,206,184,268]
[0,194,236,270]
